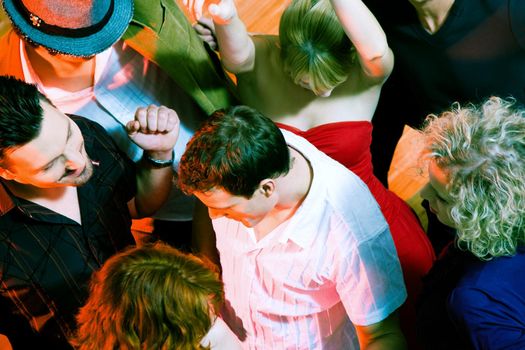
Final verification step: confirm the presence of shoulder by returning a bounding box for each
[449,253,525,329]
[284,130,388,240]
[71,115,112,140]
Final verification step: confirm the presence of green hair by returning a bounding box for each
[279,0,354,94]
[423,97,525,260]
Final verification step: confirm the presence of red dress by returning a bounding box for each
[279,121,435,348]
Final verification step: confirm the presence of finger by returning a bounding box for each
[135,107,148,133]
[198,16,215,31]
[156,106,170,132]
[165,110,180,132]
[125,120,140,135]
[201,36,217,49]
[193,23,212,36]
[146,105,158,133]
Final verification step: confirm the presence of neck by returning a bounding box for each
[25,44,96,92]
[280,146,313,207]
[4,180,68,201]
[409,0,455,34]
[5,181,81,224]
[253,147,312,240]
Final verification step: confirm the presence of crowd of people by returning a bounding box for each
[0,0,523,349]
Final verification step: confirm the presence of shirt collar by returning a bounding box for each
[0,181,16,216]
[277,131,322,249]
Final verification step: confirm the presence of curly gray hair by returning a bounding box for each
[423,97,525,259]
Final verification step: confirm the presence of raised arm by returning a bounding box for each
[126,105,179,218]
[184,0,255,74]
[330,0,393,80]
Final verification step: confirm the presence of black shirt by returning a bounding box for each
[0,116,136,349]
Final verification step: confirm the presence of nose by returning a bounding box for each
[64,148,85,172]
[316,88,333,97]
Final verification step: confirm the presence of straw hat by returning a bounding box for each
[2,0,133,56]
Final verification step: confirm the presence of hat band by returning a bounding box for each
[13,0,115,38]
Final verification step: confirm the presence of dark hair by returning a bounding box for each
[0,76,50,161]
[179,105,291,197]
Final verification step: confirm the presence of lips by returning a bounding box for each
[429,206,438,215]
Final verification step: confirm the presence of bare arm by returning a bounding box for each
[354,311,407,349]
[185,0,255,74]
[126,105,180,218]
[330,0,393,80]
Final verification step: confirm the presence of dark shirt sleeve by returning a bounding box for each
[448,286,525,349]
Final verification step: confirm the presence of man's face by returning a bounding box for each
[1,101,93,188]
[30,44,95,64]
[194,185,277,228]
[420,159,456,228]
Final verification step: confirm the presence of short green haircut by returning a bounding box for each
[279,0,354,95]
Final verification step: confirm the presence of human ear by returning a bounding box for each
[0,167,15,180]
[259,179,275,197]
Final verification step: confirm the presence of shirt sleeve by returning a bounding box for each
[336,225,407,326]
[448,286,525,349]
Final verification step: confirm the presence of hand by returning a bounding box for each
[126,105,179,158]
[183,0,237,25]
[193,17,218,50]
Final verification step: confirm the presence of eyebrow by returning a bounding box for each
[38,121,72,171]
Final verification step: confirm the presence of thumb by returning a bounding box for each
[126,120,140,136]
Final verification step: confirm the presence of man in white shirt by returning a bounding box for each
[178,105,408,349]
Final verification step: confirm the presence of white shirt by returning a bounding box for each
[214,130,407,349]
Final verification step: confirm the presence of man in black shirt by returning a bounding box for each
[0,76,179,349]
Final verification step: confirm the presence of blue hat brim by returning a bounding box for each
[2,0,133,56]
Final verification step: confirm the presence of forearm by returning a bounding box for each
[358,332,407,350]
[355,311,407,350]
[215,16,255,73]
[330,0,392,78]
[131,150,174,218]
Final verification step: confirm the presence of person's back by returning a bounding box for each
[365,0,525,184]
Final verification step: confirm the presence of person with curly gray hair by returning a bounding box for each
[417,96,525,349]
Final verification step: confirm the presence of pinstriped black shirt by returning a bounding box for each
[0,116,136,349]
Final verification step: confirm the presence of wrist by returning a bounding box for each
[143,150,174,168]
